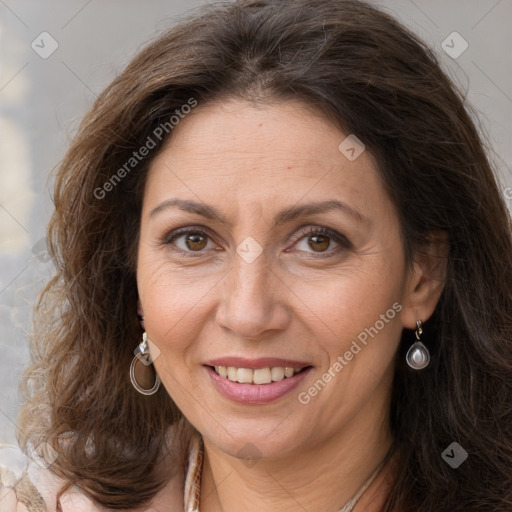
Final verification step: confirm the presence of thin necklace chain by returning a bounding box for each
[336,454,389,511]
[192,441,393,512]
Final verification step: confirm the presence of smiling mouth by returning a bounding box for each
[208,365,311,385]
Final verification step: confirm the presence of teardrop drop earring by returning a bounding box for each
[406,320,430,370]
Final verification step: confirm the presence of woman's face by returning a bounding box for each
[137,99,412,460]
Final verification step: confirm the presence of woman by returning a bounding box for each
[1,0,511,510]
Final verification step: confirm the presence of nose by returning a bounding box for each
[215,251,291,340]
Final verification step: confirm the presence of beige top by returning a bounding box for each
[1,424,388,511]
[0,418,203,512]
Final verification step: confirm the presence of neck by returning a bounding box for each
[199,395,395,512]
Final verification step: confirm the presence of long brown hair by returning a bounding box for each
[18,0,512,510]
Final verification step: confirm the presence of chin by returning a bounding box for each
[200,416,309,461]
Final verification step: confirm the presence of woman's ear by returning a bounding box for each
[401,230,449,329]
[137,298,145,331]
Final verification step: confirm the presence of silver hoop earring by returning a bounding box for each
[130,332,161,395]
[406,320,430,370]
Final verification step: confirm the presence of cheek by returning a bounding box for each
[136,249,218,355]
[295,258,403,344]
[297,256,405,411]
[292,271,404,429]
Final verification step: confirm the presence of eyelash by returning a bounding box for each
[162,225,352,258]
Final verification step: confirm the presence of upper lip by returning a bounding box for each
[203,357,312,369]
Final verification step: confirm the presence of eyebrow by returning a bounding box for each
[149,198,367,227]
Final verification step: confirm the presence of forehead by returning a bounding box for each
[142,99,391,226]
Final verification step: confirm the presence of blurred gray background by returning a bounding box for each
[1,0,511,445]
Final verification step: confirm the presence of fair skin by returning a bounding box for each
[136,99,445,511]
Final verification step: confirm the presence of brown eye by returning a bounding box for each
[185,232,208,251]
[165,229,215,254]
[291,226,351,257]
[308,234,331,252]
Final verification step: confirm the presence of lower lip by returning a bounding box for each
[205,366,312,405]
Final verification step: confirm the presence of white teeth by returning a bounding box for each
[237,368,253,383]
[213,366,304,384]
[253,368,271,384]
[270,367,285,381]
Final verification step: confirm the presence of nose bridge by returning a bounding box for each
[233,253,270,302]
[215,248,288,338]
